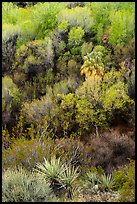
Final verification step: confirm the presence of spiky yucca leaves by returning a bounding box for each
[59,164,79,199]
[34,156,65,182]
[2,167,58,202]
[86,171,99,186]
[34,156,65,195]
[98,173,114,191]
[34,156,80,199]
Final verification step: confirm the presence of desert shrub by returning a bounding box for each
[50,28,67,57]
[53,138,93,173]
[2,2,20,25]
[81,42,93,58]
[2,24,19,74]
[2,127,11,149]
[56,53,82,79]
[90,130,135,173]
[113,37,135,68]
[68,26,85,48]
[19,93,63,138]
[2,167,58,202]
[76,64,134,135]
[29,2,66,39]
[90,2,135,45]
[108,7,135,47]
[89,136,113,171]
[13,37,54,98]
[2,136,93,175]
[2,137,55,171]
[75,76,108,135]
[112,159,135,202]
[57,7,93,33]
[2,76,22,126]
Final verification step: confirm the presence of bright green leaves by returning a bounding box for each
[68,26,85,55]
[68,27,85,47]
[109,9,135,46]
[101,82,133,115]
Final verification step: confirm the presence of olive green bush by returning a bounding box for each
[112,159,135,202]
[13,38,54,98]
[2,24,19,74]
[2,76,22,126]
[2,137,55,171]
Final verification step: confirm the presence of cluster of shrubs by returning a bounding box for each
[3,156,135,202]
[2,2,135,202]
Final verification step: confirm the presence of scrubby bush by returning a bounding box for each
[57,7,93,33]
[2,137,55,171]
[90,130,135,173]
[2,76,22,126]
[112,159,135,202]
[13,38,54,98]
[30,2,66,39]
[2,2,20,25]
[2,24,19,74]
[2,127,11,149]
[2,167,58,202]
[109,8,135,46]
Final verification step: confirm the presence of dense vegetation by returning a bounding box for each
[2,2,135,202]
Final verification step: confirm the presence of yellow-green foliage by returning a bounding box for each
[57,7,93,33]
[2,137,55,171]
[112,159,135,202]
[109,8,135,46]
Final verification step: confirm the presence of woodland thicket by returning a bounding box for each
[2,2,135,202]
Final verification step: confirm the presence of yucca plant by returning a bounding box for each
[98,173,114,191]
[34,156,65,194]
[59,164,79,199]
[86,171,99,186]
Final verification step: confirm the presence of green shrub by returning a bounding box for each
[57,7,93,33]
[30,2,66,39]
[2,24,19,74]
[13,38,54,98]
[109,8,135,46]
[68,26,85,47]
[112,159,135,188]
[2,76,22,126]
[2,137,55,171]
[2,2,20,25]
[2,167,58,202]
